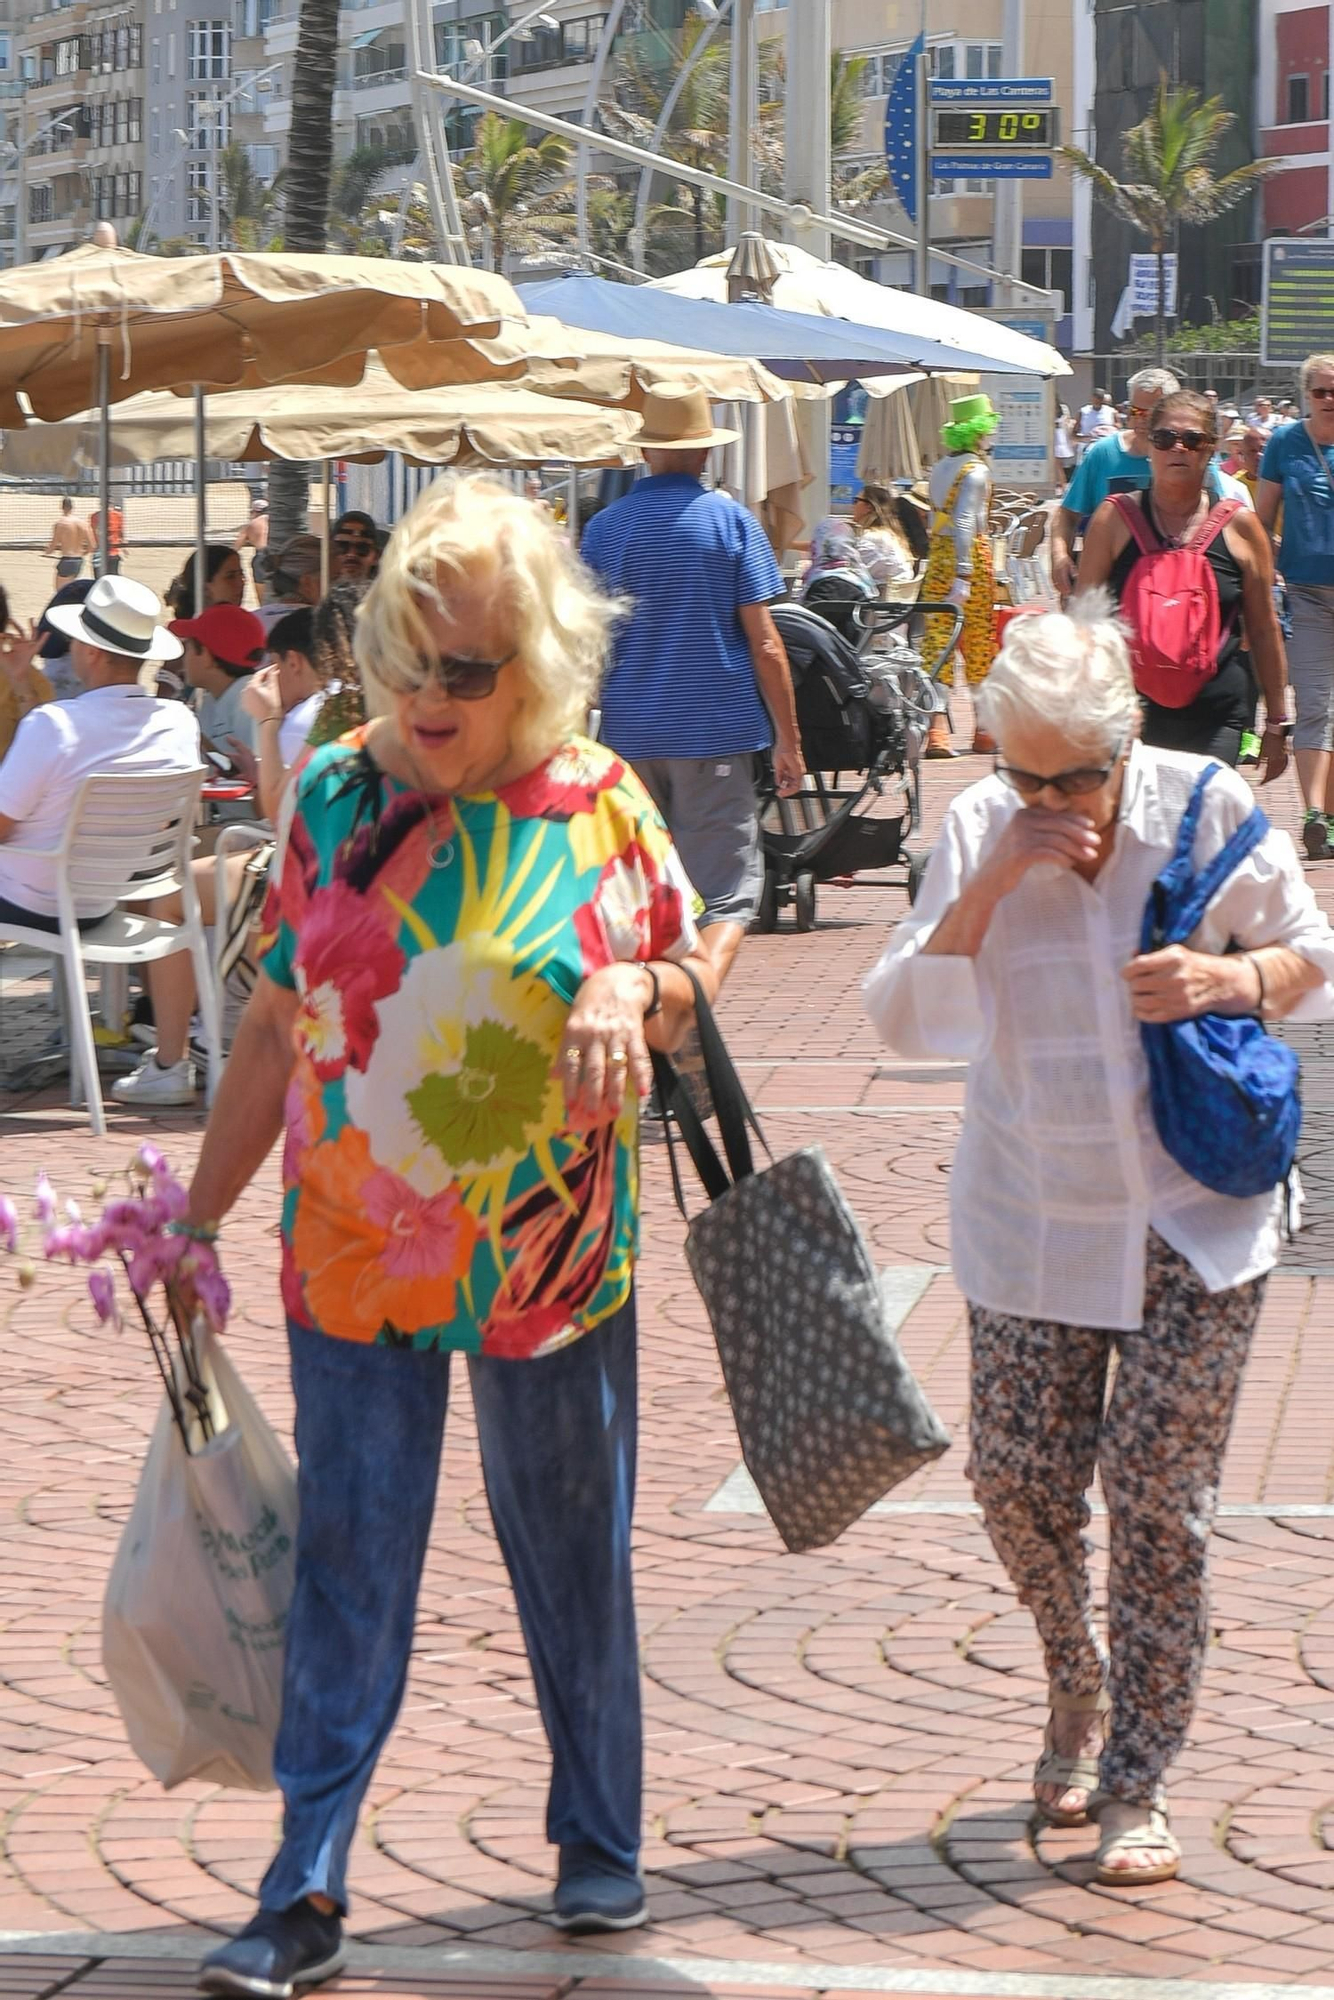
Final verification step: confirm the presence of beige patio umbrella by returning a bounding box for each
[0,240,524,425]
[0,374,643,475]
[0,236,540,590]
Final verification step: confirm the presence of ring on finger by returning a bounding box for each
[609,1048,629,1068]
[563,1047,584,1067]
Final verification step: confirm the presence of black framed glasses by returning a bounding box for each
[995,734,1127,799]
[407,650,517,701]
[1149,427,1213,452]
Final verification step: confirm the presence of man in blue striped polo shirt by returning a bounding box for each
[581,385,804,978]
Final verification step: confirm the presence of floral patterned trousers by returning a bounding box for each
[966,1232,1264,1804]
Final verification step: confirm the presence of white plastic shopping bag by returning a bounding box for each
[103,1330,298,1790]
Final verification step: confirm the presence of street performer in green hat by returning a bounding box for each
[921,392,1000,756]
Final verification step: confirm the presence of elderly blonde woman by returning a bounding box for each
[864,599,1334,1892]
[186,475,718,1999]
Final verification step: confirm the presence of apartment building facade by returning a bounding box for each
[1258,0,1333,234]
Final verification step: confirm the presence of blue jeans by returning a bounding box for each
[260,1299,642,1914]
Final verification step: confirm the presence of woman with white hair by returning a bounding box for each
[184,474,719,1998]
[865,599,1334,1892]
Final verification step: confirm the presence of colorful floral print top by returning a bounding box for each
[260,732,700,1357]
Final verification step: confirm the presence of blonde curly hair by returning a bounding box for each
[355,472,627,767]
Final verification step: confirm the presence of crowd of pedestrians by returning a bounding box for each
[7,366,1334,1996]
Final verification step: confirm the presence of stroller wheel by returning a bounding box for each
[794,872,817,932]
[907,851,929,907]
[754,870,778,934]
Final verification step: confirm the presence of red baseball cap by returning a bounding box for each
[169,604,266,672]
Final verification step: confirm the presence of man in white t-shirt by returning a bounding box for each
[0,576,199,931]
[1076,388,1118,460]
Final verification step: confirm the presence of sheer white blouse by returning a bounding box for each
[864,745,1334,1329]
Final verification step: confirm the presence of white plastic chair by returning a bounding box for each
[0,768,221,1136]
[212,819,274,1066]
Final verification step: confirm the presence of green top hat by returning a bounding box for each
[948,392,997,426]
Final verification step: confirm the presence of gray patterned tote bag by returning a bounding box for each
[652,976,950,1554]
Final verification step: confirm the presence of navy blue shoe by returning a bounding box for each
[197,1899,346,1997]
[552,1850,648,1934]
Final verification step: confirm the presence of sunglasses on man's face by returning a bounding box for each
[1149,427,1213,452]
[1310,386,1334,401]
[334,536,376,555]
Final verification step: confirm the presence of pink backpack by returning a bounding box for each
[1110,494,1243,708]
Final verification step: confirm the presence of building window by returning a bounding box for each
[187,156,210,221]
[1288,72,1310,122]
[1020,244,1072,311]
[188,20,229,79]
[55,36,81,76]
[129,96,142,141]
[28,183,54,224]
[130,24,142,67]
[934,40,1002,83]
[151,37,160,84]
[247,142,278,177]
[189,92,231,150]
[0,35,11,69]
[511,14,606,70]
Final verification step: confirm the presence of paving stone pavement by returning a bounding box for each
[6,731,1334,2000]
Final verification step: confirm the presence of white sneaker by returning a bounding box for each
[111,1055,198,1107]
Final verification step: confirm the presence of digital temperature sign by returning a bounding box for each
[931,108,1059,148]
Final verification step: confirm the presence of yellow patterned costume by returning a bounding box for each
[922,459,997,688]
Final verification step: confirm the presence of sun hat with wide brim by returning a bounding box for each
[45,574,182,662]
[636,384,740,451]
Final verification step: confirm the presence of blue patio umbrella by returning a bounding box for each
[519,274,1040,381]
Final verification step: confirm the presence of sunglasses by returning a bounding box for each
[1311,386,1334,401]
[392,650,516,701]
[1149,427,1213,452]
[995,734,1127,799]
[334,536,376,554]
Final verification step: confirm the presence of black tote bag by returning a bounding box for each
[651,976,950,1554]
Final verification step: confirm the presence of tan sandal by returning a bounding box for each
[1092,1795,1181,1887]
[1033,1687,1110,1827]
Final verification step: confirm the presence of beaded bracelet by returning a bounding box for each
[165,1219,220,1244]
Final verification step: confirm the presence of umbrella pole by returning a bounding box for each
[97,337,111,578]
[321,461,332,594]
[193,386,207,616]
[566,466,578,539]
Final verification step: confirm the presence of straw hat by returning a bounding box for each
[45,575,182,662]
[637,385,740,451]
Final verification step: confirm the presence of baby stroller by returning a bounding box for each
[756,597,962,931]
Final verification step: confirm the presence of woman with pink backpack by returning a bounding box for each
[1076,388,1290,786]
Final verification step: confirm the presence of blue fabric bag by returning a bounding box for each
[1140,763,1301,1199]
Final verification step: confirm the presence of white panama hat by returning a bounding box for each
[45,575,183,663]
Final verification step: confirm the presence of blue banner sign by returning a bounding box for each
[932,152,1054,179]
[884,32,924,225]
[930,77,1054,103]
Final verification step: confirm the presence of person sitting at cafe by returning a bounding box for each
[240,606,329,821]
[331,510,381,583]
[256,534,324,635]
[0,584,54,761]
[0,577,197,934]
[169,603,267,772]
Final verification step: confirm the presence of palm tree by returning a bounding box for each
[1061,76,1278,364]
[604,33,877,272]
[269,0,340,546]
[214,142,282,250]
[455,113,573,273]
